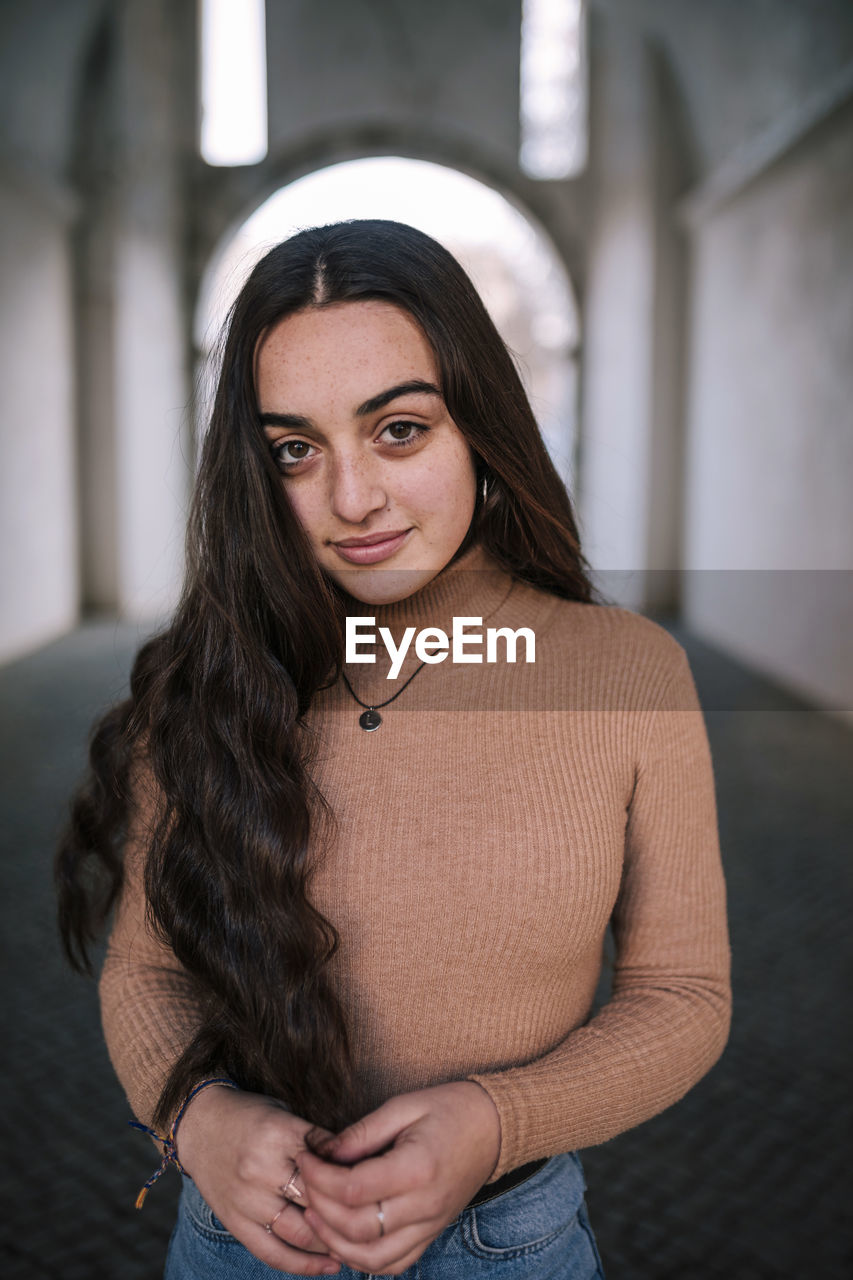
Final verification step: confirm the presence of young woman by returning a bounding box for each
[56,219,731,1279]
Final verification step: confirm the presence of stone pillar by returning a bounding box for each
[110,0,193,619]
[76,0,194,622]
[578,13,686,612]
[0,163,79,661]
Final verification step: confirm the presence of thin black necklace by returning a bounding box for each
[341,661,428,731]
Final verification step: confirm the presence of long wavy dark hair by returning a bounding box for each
[56,219,598,1132]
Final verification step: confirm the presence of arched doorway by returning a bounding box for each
[194,157,581,491]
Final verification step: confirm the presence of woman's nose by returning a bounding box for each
[328,456,388,524]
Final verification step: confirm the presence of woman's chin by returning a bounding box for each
[330,564,441,606]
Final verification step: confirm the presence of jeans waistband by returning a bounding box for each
[466,1157,549,1209]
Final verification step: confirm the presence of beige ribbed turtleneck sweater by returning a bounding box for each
[99,543,730,1181]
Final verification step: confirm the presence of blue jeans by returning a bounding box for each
[164,1152,605,1278]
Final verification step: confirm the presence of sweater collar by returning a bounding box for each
[338,541,514,637]
[336,541,516,689]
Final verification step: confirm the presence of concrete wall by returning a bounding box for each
[579,15,686,613]
[682,97,853,718]
[661,1,853,721]
[0,0,195,661]
[266,0,522,170]
[584,0,853,720]
[0,0,103,663]
[0,178,79,662]
[104,0,194,621]
[619,0,853,177]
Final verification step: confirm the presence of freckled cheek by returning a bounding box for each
[281,486,327,544]
[391,476,443,521]
[403,445,476,513]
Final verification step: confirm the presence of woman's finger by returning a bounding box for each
[224,1188,341,1272]
[267,1201,332,1254]
[302,1182,435,1247]
[301,1204,434,1277]
[299,1141,432,1208]
[306,1095,414,1165]
[280,1162,307,1204]
[226,1213,341,1275]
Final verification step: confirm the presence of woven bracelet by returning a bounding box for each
[129,1076,239,1208]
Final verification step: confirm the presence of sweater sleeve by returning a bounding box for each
[98,779,204,1130]
[468,642,732,1179]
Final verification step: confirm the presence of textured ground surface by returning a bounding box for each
[1,617,851,1279]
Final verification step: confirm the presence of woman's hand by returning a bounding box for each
[298,1081,502,1276]
[174,1085,342,1275]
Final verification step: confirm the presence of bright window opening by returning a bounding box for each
[200,0,268,166]
[520,0,588,180]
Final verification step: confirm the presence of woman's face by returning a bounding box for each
[255,300,478,604]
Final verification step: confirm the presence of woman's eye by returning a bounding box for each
[272,439,315,469]
[381,421,429,446]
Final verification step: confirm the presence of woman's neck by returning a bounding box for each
[342,542,511,629]
[337,542,516,687]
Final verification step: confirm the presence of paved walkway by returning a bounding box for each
[1,619,851,1278]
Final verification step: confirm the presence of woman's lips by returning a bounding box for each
[332,529,412,565]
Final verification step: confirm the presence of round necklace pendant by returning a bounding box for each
[359,708,382,731]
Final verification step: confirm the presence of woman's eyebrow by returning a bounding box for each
[355,380,442,416]
[259,410,313,429]
[258,380,442,431]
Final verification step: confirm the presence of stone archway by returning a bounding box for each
[193,155,582,491]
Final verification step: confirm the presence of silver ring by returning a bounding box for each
[376,1201,385,1237]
